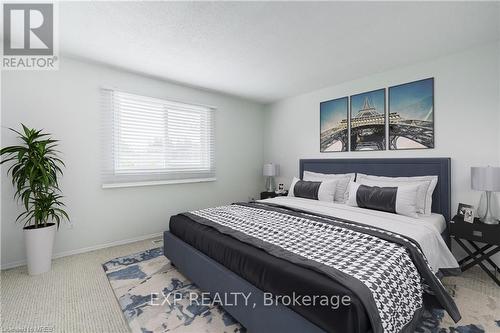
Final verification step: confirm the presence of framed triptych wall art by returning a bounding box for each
[320,77,435,153]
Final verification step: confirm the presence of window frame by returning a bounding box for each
[101,88,216,188]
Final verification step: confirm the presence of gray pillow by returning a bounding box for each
[293,180,321,200]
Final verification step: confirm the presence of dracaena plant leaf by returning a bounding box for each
[0,124,69,229]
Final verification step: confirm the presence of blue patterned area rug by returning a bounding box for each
[102,247,499,333]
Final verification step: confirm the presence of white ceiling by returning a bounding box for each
[60,2,500,103]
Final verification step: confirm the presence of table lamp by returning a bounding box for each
[471,166,500,224]
[263,163,278,192]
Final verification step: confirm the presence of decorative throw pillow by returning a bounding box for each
[356,174,438,216]
[288,177,338,202]
[302,171,355,203]
[347,182,420,218]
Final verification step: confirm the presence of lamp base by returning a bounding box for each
[265,176,276,192]
[480,191,498,224]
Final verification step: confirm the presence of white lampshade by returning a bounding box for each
[263,163,278,177]
[471,166,500,192]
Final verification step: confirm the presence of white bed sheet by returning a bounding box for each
[419,213,447,234]
[259,196,458,272]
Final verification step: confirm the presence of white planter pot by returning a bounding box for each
[24,223,56,275]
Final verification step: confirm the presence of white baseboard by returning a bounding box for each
[1,232,163,270]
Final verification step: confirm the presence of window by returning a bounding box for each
[101,89,215,187]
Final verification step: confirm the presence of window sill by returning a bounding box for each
[102,177,216,189]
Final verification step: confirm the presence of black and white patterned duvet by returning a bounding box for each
[185,202,460,333]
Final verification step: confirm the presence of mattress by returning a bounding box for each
[263,197,447,233]
[169,213,370,333]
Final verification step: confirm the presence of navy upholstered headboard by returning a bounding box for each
[299,158,451,221]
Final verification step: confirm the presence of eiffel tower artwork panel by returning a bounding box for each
[320,96,348,152]
[388,78,434,150]
[350,88,386,151]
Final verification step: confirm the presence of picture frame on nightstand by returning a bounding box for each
[463,208,474,223]
[457,203,474,219]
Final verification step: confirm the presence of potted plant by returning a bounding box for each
[1,124,69,275]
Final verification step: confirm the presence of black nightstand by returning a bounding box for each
[450,215,500,286]
[260,191,288,200]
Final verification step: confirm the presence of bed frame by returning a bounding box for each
[164,157,451,333]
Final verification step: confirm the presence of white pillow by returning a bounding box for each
[288,177,300,197]
[288,177,338,202]
[356,174,438,216]
[303,171,355,203]
[347,182,420,218]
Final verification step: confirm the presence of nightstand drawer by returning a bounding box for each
[260,191,288,200]
[450,220,500,245]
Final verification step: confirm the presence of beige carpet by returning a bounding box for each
[2,238,499,333]
[439,268,500,332]
[1,238,159,333]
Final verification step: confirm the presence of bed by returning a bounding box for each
[163,158,459,333]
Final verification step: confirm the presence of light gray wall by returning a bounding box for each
[1,57,265,268]
[264,42,500,215]
[264,41,500,265]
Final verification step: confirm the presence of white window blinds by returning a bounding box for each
[101,89,215,187]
